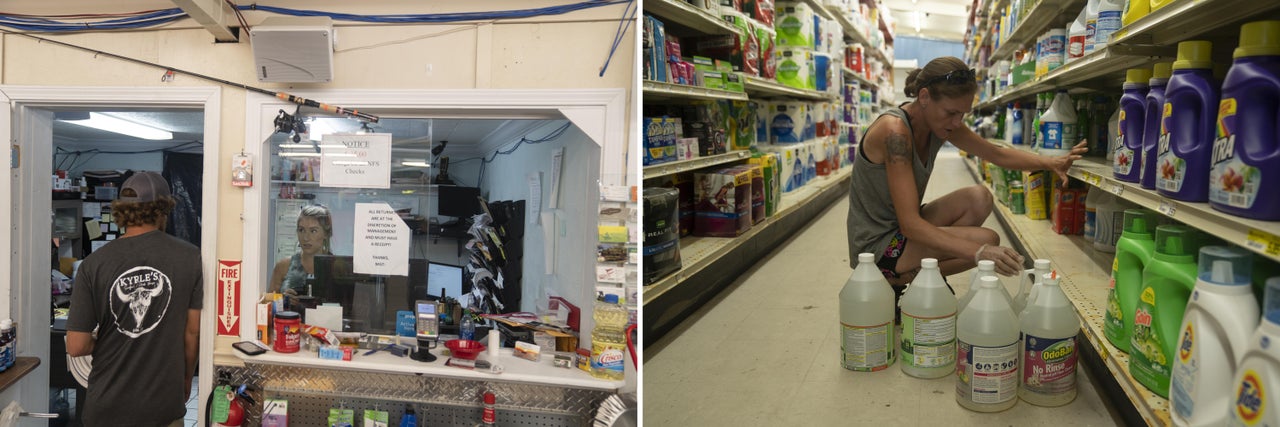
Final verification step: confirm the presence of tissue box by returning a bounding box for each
[694,167,753,237]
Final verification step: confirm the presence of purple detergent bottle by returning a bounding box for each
[1156,41,1219,202]
[1114,68,1151,182]
[1210,21,1280,220]
[1141,62,1173,189]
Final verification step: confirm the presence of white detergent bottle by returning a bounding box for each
[1170,246,1258,426]
[1084,187,1103,241]
[1039,90,1078,157]
[1014,259,1054,316]
[1095,0,1124,49]
[1085,0,1101,53]
[900,258,959,379]
[957,276,1022,412]
[1067,8,1088,63]
[1227,277,1280,426]
[1107,106,1121,162]
[1093,192,1126,253]
[959,260,1014,311]
[840,253,898,372]
[1019,272,1081,406]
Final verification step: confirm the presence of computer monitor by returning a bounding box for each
[426,261,467,300]
[437,186,482,219]
[311,255,427,334]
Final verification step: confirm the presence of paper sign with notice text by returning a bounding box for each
[353,203,409,276]
[319,133,392,189]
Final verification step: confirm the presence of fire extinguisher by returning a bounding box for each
[206,383,255,426]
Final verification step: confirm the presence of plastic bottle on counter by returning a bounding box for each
[957,276,1021,412]
[900,258,959,379]
[591,294,628,380]
[460,311,476,341]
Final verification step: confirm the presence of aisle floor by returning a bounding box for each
[643,146,1122,426]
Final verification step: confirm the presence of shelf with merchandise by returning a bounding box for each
[987,0,1077,62]
[644,79,750,102]
[645,0,741,36]
[743,76,840,101]
[826,5,890,64]
[642,150,752,180]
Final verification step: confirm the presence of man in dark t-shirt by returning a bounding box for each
[66,172,202,427]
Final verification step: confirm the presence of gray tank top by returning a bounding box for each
[846,106,947,269]
[282,253,309,294]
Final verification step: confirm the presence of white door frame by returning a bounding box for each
[240,88,625,341]
[0,85,221,422]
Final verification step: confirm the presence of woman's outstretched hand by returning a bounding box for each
[1049,140,1090,187]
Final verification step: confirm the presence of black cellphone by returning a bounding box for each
[233,341,267,356]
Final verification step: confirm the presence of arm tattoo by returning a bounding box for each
[885,132,912,165]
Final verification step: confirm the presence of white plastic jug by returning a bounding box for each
[1067,8,1088,62]
[1014,259,1054,316]
[1085,0,1101,53]
[1227,277,1280,426]
[1039,90,1078,157]
[901,258,959,379]
[1095,0,1124,48]
[1084,188,1104,240]
[1093,191,1126,253]
[839,253,898,372]
[957,276,1021,412]
[1170,247,1258,426]
[1019,272,1081,406]
[959,260,1014,311]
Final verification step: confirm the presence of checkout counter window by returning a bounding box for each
[267,116,453,335]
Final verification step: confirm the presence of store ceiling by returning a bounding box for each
[882,0,972,42]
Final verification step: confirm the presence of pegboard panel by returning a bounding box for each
[214,365,601,427]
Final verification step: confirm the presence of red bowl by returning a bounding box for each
[445,339,487,360]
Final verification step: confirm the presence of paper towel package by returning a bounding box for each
[752,100,771,145]
[765,144,805,193]
[803,140,818,183]
[812,103,829,137]
[770,102,807,143]
[838,145,850,169]
[749,152,780,217]
[694,167,753,237]
[728,100,754,151]
[774,47,812,90]
[814,138,832,176]
[757,26,778,79]
[775,1,815,48]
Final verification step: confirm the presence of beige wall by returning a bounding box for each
[0,0,635,266]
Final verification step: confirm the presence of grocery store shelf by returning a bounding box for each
[644,0,740,36]
[843,67,873,87]
[803,0,835,21]
[744,76,838,101]
[977,44,1168,111]
[642,150,752,180]
[1069,158,1280,264]
[643,79,750,102]
[1111,0,1280,47]
[643,166,853,305]
[988,0,1074,62]
[826,6,889,63]
[963,157,1171,427]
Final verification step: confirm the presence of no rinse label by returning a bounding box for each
[901,313,956,369]
[842,321,893,371]
[957,341,1019,405]
[1022,334,1078,396]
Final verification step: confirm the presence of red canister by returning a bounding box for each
[273,311,302,353]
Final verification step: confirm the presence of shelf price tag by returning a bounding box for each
[1247,229,1280,257]
[1108,182,1124,196]
[1082,171,1102,187]
[1158,200,1177,218]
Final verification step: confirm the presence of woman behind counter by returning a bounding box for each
[269,204,333,297]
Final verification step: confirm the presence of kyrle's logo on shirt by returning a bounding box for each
[109,266,172,338]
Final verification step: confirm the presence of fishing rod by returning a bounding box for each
[9,31,379,123]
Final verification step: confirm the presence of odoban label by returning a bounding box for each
[1022,334,1078,397]
[1210,98,1260,209]
[1233,370,1264,425]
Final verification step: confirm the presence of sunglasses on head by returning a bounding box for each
[920,68,976,88]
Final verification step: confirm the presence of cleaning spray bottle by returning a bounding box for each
[1227,277,1280,426]
[956,276,1021,413]
[959,260,1013,311]
[1104,209,1160,352]
[900,258,958,379]
[1156,41,1218,202]
[1170,246,1258,427]
[1014,259,1054,316]
[840,253,897,372]
[1131,225,1206,397]
[1115,68,1152,182]
[1210,20,1280,221]
[1019,272,1080,406]
[1141,62,1174,190]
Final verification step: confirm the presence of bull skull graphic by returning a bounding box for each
[111,266,171,338]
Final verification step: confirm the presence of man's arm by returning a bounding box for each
[184,309,200,400]
[66,331,94,357]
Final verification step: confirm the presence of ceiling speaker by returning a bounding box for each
[250,16,335,83]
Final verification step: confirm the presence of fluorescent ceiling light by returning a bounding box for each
[401,160,431,168]
[278,152,320,157]
[63,112,173,140]
[331,161,369,166]
[914,11,923,33]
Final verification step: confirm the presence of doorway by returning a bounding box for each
[0,86,221,425]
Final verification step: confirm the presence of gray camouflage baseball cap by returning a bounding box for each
[118,171,171,203]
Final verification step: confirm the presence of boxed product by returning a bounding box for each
[694,167,753,237]
[676,137,699,161]
[749,152,780,217]
[745,164,766,224]
[1022,170,1048,220]
[700,70,727,90]
[644,15,668,82]
[643,117,675,166]
[724,72,746,93]
[727,100,754,150]
[681,102,729,156]
[1051,186,1079,235]
[767,144,804,192]
[643,187,682,285]
[257,293,280,345]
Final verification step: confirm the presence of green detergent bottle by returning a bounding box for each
[1104,209,1160,353]
[1130,225,1204,397]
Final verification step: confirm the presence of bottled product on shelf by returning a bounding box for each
[1156,41,1218,203]
[1228,277,1280,426]
[1131,225,1207,397]
[1085,0,1101,54]
[1093,190,1128,253]
[1067,8,1088,63]
[1210,20,1280,221]
[1141,62,1174,190]
[1114,68,1153,182]
[1104,209,1160,353]
[959,260,1003,311]
[839,253,897,372]
[957,276,1021,413]
[0,319,13,372]
[481,391,497,426]
[591,294,628,381]
[1095,0,1124,50]
[1038,90,1078,157]
[1014,259,1053,316]
[1084,186,1103,240]
[1170,246,1258,426]
[900,258,959,379]
[1019,272,1080,407]
[1010,102,1025,145]
[1122,0,1149,26]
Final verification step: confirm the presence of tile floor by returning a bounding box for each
[643,146,1123,426]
